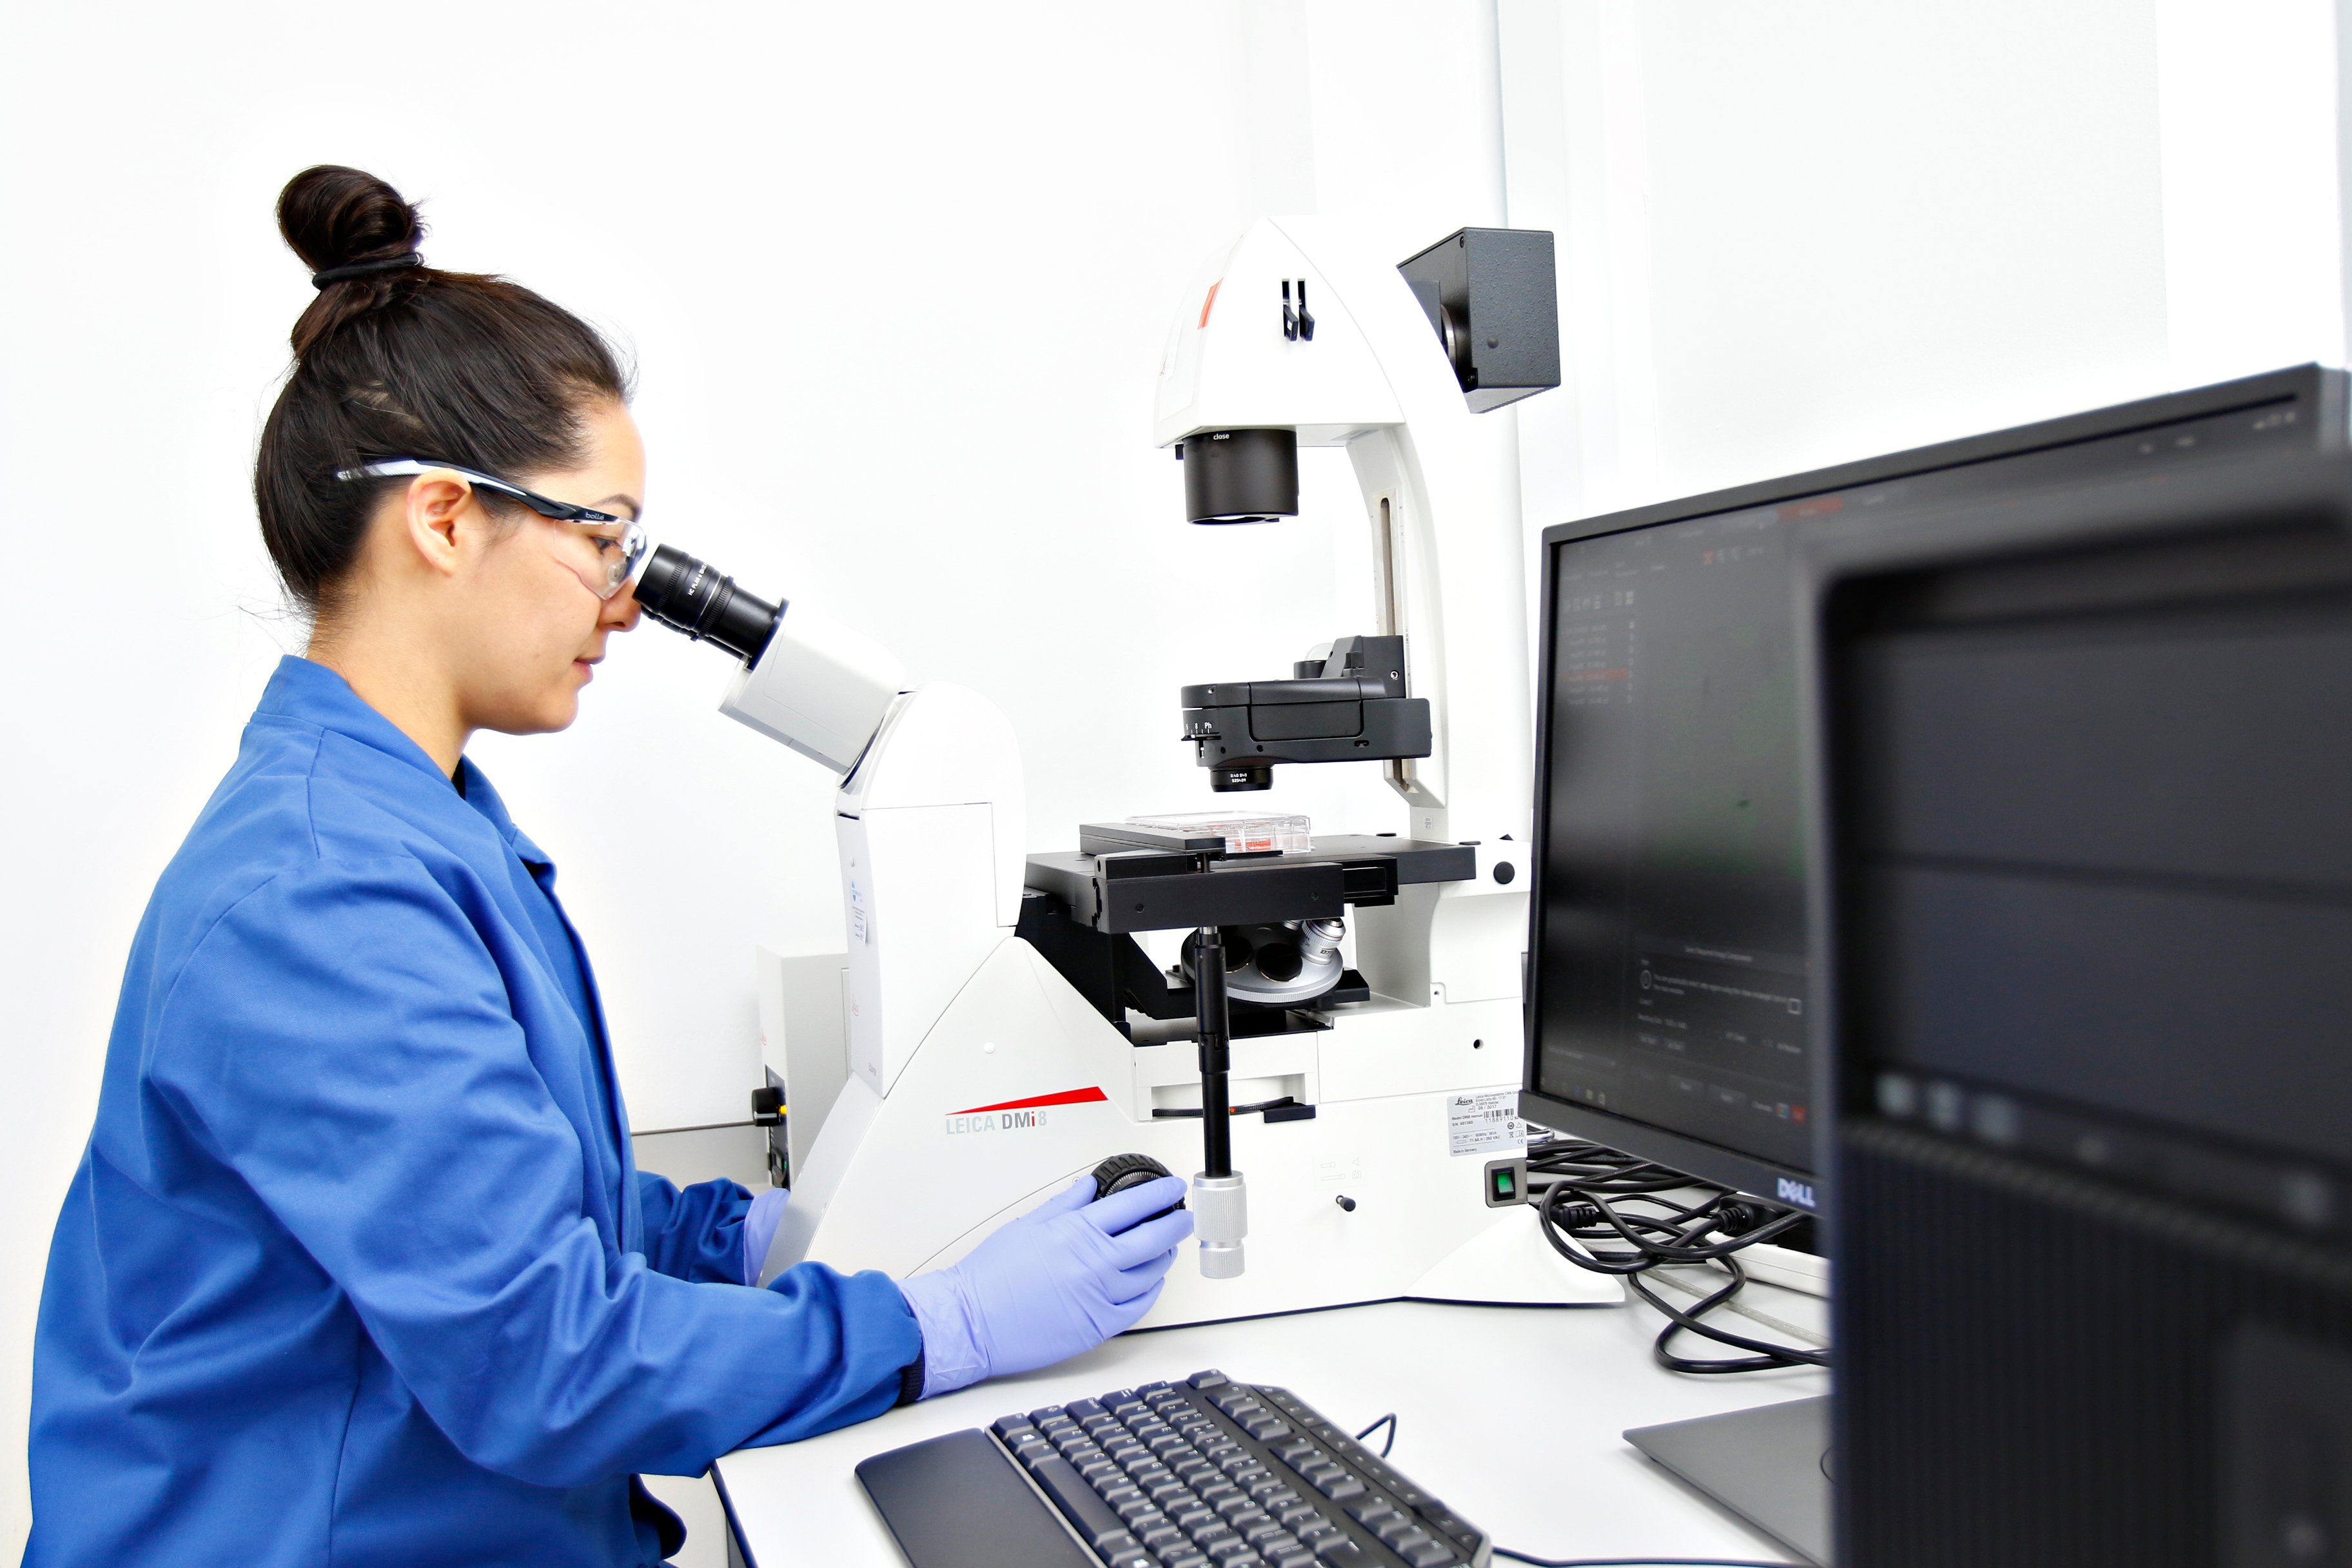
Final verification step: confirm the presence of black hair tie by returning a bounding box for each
[310,253,422,289]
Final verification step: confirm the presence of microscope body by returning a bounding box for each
[754,215,1613,1317]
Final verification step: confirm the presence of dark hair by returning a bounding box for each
[255,165,632,619]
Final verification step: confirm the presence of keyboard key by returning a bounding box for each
[1345,1501,1398,1528]
[1275,1501,1322,1529]
[1310,1473,1364,1502]
[1012,1436,1054,1465]
[1207,1542,1257,1565]
[1264,1549,1317,1568]
[1398,1538,1456,1567]
[1313,1541,1373,1566]
[1068,1398,1106,1421]
[1030,1456,1139,1554]
[1242,1416,1292,1441]
[1141,1522,1186,1549]
[1149,1480,1194,1507]
[1117,1499,1162,1527]
[1192,1524,1237,1551]
[1242,1518,1287,1545]
[1102,1484,1145,1509]
[1104,1548,1153,1568]
[1173,1504,1218,1533]
[1373,1518,1421,1547]
[1188,1370,1230,1390]
[1270,1438,1317,1466]
[1160,1554,1210,1568]
[991,1414,1035,1440]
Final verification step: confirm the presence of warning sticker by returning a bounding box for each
[1447,1089,1527,1157]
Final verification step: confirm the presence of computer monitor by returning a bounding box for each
[1805,448,2352,1568]
[1519,364,2346,1209]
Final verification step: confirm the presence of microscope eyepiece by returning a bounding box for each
[634,544,781,665]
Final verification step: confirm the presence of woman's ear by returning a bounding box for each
[401,474,476,582]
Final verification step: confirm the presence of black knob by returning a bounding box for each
[1092,1153,1185,1221]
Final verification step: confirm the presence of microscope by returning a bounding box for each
[639,218,1619,1320]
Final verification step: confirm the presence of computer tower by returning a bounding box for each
[1803,453,2352,1566]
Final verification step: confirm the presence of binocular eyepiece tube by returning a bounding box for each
[634,544,781,665]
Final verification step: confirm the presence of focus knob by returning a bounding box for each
[1092,1152,1186,1221]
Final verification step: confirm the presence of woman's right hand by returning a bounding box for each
[896,1174,1195,1396]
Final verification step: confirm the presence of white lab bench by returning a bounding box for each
[712,1283,1829,1567]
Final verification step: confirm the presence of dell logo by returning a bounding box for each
[1776,1177,1817,1210]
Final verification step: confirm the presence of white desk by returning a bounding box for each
[713,1285,1828,1567]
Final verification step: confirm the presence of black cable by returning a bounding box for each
[1525,1138,1828,1374]
[1493,1551,1799,1567]
[1353,1413,1396,1458]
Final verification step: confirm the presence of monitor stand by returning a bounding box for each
[1623,1396,1834,1565]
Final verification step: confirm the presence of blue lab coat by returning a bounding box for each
[25,656,921,1567]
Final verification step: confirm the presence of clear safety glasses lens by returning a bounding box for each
[561,516,649,599]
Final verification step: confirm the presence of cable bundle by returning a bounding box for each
[1525,1140,1830,1375]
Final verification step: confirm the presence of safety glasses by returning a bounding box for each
[336,458,648,599]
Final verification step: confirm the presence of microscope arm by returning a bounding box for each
[633,541,910,777]
[718,602,906,776]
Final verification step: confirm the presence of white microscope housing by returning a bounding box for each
[705,217,1614,1320]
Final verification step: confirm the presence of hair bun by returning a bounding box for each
[278,166,424,276]
[278,166,429,357]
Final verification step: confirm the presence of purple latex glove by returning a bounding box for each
[898,1173,1193,1397]
[741,1187,789,1287]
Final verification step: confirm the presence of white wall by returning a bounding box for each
[1501,0,2346,536]
[0,0,1511,1546]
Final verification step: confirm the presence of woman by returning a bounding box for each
[24,166,1191,1568]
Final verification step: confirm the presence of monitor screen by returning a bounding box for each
[1520,364,2342,1204]
[1533,500,1816,1178]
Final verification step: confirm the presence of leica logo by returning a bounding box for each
[942,1086,1110,1137]
[945,1108,1049,1137]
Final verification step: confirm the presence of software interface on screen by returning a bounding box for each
[1535,500,1817,1175]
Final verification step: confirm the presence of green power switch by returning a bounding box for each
[1482,1156,1530,1208]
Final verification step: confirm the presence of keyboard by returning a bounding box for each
[855,1369,1491,1568]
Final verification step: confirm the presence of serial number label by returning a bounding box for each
[1447,1090,1528,1157]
